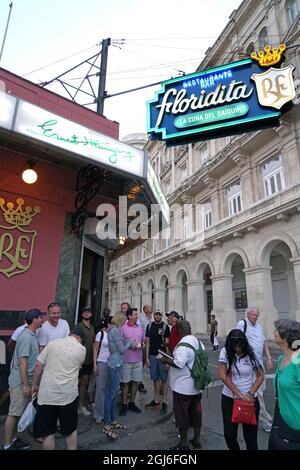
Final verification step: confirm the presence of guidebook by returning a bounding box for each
[157,349,173,360]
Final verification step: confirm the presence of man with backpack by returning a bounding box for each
[159,320,210,450]
[145,310,170,414]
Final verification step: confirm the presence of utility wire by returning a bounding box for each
[22,44,99,77]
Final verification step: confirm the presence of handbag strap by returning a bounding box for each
[275,372,279,399]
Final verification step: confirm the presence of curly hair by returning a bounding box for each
[274,319,300,350]
[225,329,262,376]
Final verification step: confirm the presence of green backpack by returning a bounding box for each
[178,340,211,390]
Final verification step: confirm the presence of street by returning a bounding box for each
[0,335,280,452]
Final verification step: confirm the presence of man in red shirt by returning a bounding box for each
[166,311,181,354]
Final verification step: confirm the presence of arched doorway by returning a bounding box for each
[263,241,296,319]
[147,279,155,310]
[223,252,248,323]
[232,255,248,322]
[204,265,213,325]
[176,269,188,317]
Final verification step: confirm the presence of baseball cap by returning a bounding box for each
[71,324,85,339]
[25,308,44,322]
[81,306,92,313]
[166,311,180,319]
[154,310,162,315]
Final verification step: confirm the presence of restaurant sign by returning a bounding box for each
[147,44,296,145]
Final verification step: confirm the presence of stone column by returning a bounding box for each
[243,266,278,338]
[286,270,297,320]
[168,284,182,313]
[211,274,236,336]
[186,280,207,335]
[142,289,152,309]
[290,258,300,322]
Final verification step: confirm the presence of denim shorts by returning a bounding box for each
[150,355,169,382]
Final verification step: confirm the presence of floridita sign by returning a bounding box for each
[147,44,296,145]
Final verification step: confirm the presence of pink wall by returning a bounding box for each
[0,149,76,312]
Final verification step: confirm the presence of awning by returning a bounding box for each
[0,90,169,232]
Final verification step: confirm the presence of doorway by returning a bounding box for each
[79,248,104,322]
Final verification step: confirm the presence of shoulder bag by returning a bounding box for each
[231,399,257,426]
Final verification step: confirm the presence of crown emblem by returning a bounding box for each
[0,197,41,227]
[251,44,286,67]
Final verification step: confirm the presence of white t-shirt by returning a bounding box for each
[236,319,265,366]
[11,324,27,341]
[169,335,203,395]
[218,347,258,398]
[12,324,43,344]
[37,336,86,406]
[38,319,70,346]
[95,330,110,363]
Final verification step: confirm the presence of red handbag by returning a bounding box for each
[231,399,257,426]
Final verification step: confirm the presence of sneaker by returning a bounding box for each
[128,402,142,413]
[145,399,160,408]
[11,438,31,450]
[189,438,202,449]
[119,404,128,416]
[258,421,272,433]
[160,402,168,414]
[78,406,91,416]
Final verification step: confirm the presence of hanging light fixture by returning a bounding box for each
[22,161,38,184]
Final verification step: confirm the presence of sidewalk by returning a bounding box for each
[0,367,173,450]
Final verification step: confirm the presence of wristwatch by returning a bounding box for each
[248,390,254,397]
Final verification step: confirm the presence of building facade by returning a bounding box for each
[109,0,300,338]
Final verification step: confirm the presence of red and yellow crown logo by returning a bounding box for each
[0,197,41,227]
[251,44,286,67]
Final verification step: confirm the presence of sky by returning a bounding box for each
[0,0,243,139]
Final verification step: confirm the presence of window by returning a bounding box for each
[287,0,299,24]
[246,42,255,56]
[258,27,268,49]
[235,290,248,309]
[182,212,189,239]
[178,161,188,182]
[262,155,285,197]
[202,201,212,229]
[200,143,209,164]
[164,177,171,194]
[227,181,243,215]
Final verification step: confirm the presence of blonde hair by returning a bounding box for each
[111,311,126,328]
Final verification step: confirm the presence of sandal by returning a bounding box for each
[111,421,127,429]
[102,426,118,440]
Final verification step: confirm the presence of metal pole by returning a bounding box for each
[0,2,13,64]
[97,38,111,115]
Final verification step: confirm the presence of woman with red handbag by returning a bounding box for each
[218,329,264,450]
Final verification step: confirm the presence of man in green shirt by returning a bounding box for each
[76,307,95,416]
[3,309,43,450]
